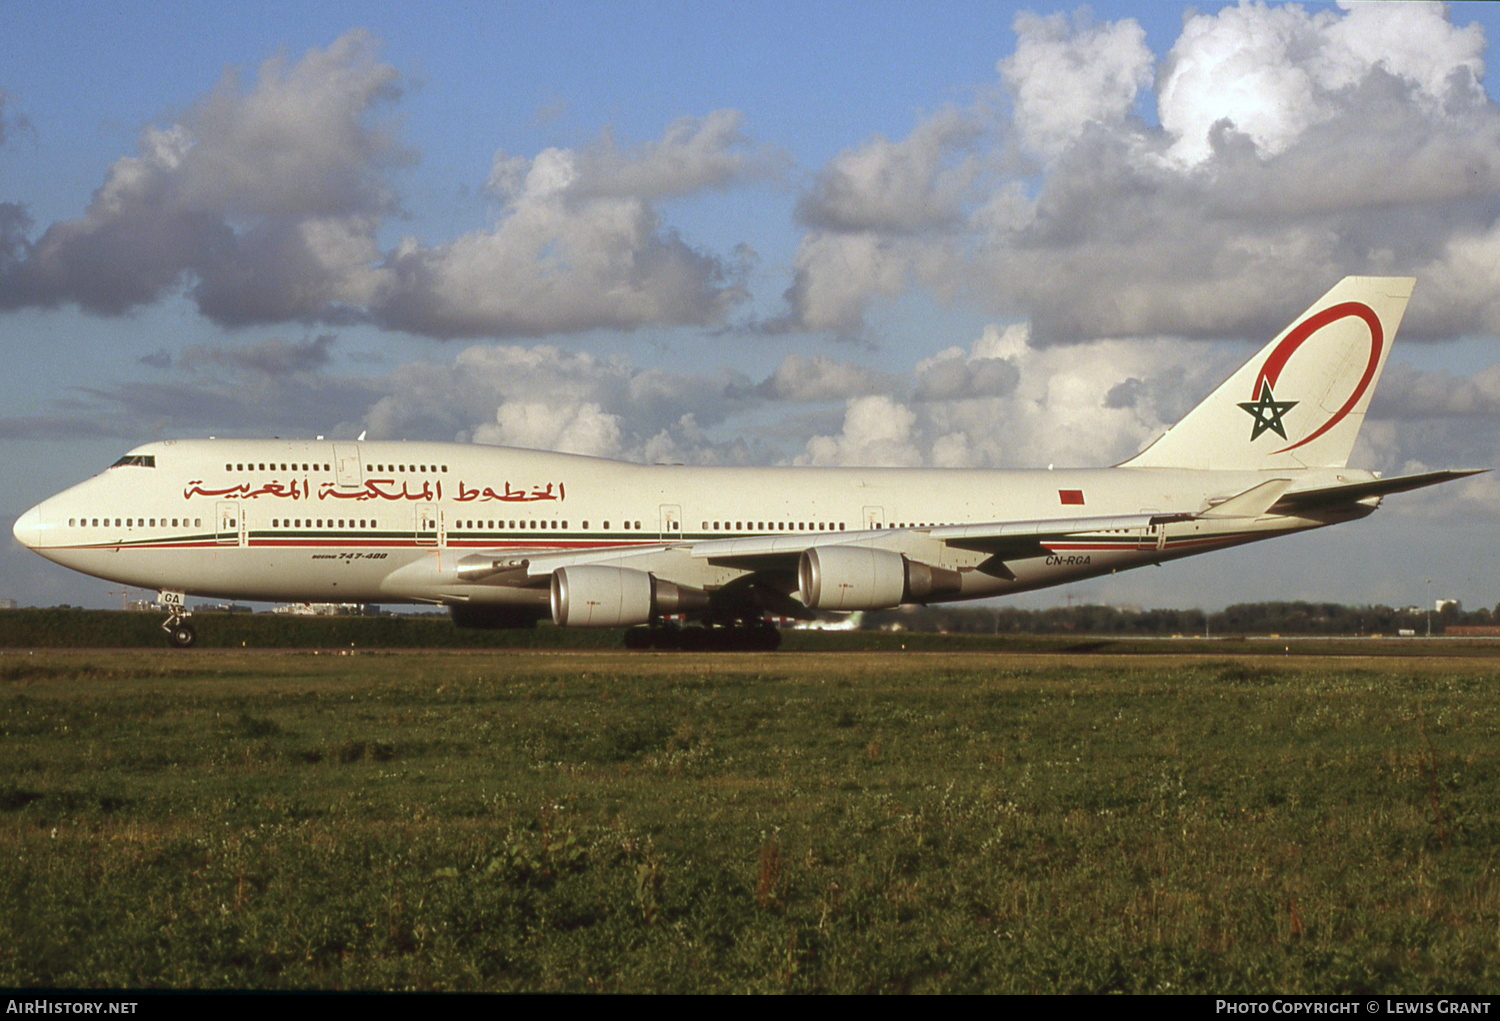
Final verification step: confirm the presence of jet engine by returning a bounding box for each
[549,565,710,627]
[798,546,962,611]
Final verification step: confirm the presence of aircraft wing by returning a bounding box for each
[450,471,1483,588]
[453,511,1194,586]
[925,512,1192,557]
[454,543,678,584]
[687,511,1192,568]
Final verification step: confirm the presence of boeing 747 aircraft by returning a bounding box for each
[12,277,1480,648]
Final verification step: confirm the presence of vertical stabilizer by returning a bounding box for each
[1121,276,1415,471]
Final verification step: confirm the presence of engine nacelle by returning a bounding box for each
[798,546,963,611]
[798,546,906,610]
[549,565,710,627]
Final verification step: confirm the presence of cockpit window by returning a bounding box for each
[109,455,156,468]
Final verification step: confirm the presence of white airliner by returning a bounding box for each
[12,277,1480,648]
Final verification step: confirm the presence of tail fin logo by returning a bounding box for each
[1237,380,1298,441]
[1248,301,1383,453]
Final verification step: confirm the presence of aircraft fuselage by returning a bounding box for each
[13,438,1371,610]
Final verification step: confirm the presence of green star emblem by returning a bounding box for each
[1238,380,1298,441]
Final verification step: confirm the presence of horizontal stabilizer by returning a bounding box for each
[1272,469,1486,513]
[1200,478,1295,519]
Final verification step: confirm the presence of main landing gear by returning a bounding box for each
[623,621,782,651]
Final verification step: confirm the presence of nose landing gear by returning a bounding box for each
[165,617,197,648]
[158,591,196,648]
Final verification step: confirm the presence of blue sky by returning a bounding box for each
[4,1,1500,612]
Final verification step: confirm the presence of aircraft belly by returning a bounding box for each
[44,546,424,604]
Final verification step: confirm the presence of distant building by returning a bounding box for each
[272,602,374,616]
[1436,598,1462,613]
[0,599,16,610]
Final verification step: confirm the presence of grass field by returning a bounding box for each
[2,647,1499,992]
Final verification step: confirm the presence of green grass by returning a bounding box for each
[11,606,1500,655]
[2,649,1499,992]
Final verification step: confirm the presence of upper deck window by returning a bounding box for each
[109,455,156,469]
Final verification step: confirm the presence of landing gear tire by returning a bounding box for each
[167,622,197,649]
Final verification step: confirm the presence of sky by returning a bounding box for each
[3,0,1500,613]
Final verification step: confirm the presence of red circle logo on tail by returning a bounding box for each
[1250,301,1383,454]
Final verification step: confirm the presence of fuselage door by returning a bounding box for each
[659,504,682,541]
[1140,508,1167,551]
[216,501,243,546]
[416,504,440,546]
[862,505,886,530]
[333,444,362,488]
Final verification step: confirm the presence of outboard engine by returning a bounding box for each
[798,546,962,611]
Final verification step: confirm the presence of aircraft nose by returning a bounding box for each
[12,503,44,550]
